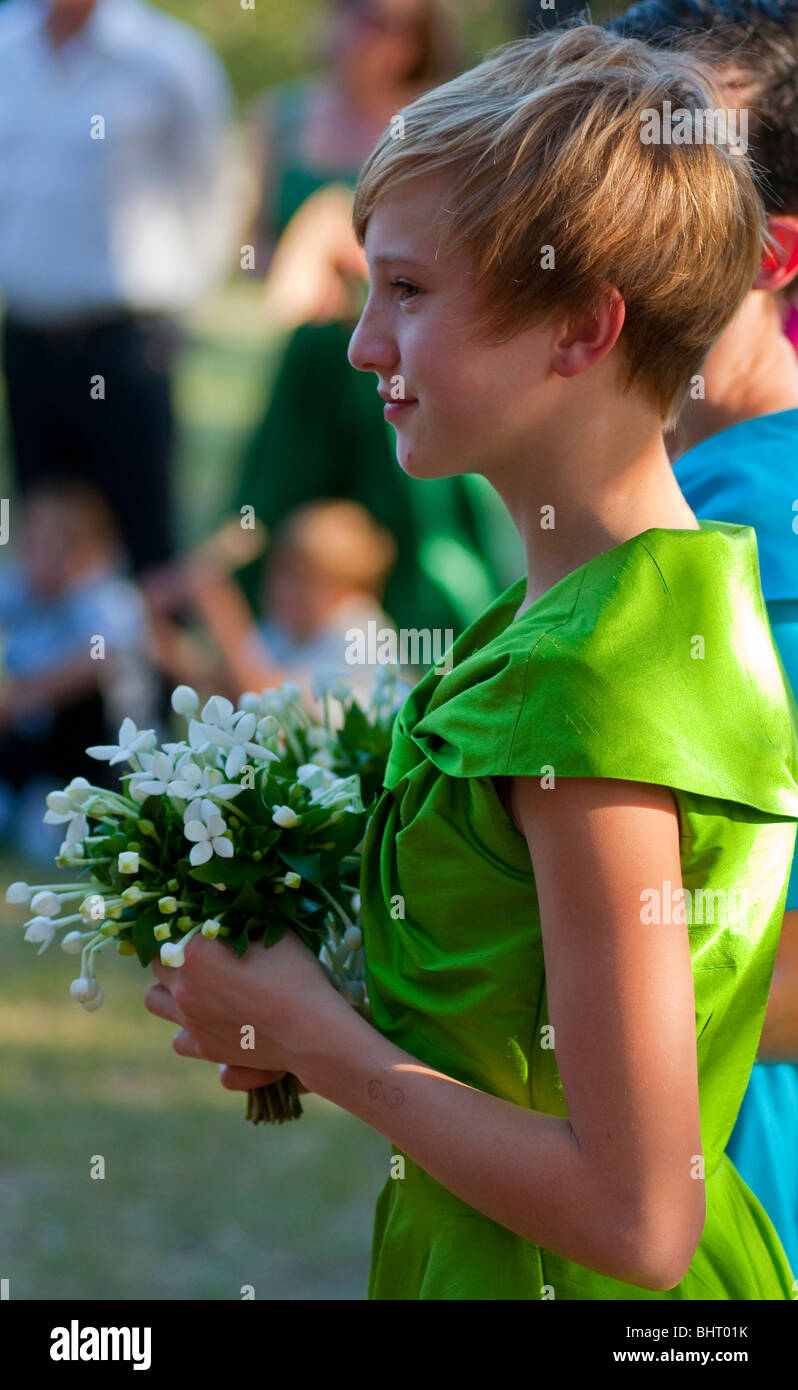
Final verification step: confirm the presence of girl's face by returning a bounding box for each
[347,175,562,483]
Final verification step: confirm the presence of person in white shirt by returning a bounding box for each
[0,0,237,573]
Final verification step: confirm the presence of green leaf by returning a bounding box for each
[130,906,162,967]
[227,930,251,959]
[276,850,321,886]
[261,920,288,948]
[229,881,267,916]
[187,859,268,887]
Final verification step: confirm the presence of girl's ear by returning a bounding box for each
[755,216,798,292]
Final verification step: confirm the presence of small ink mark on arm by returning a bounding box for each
[368,1078,405,1109]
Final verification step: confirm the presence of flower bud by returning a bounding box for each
[70,977,100,1002]
[201,919,221,938]
[344,925,363,950]
[154,923,172,942]
[118,851,139,874]
[65,777,92,803]
[61,931,86,954]
[158,896,178,915]
[283,872,302,889]
[117,939,137,955]
[5,881,30,904]
[24,917,55,948]
[121,885,143,905]
[80,894,105,922]
[171,685,199,717]
[160,942,185,967]
[272,805,299,829]
[81,986,105,1011]
[31,890,61,916]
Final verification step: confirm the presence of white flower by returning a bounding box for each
[5,881,31,904]
[81,987,104,1012]
[171,684,199,717]
[80,894,106,923]
[311,667,352,703]
[297,762,335,793]
[30,890,61,916]
[70,976,100,1002]
[118,852,139,874]
[63,777,93,804]
[309,773,363,813]
[183,799,235,866]
[160,941,186,967]
[194,708,281,780]
[127,749,179,802]
[86,716,157,766]
[46,811,89,853]
[238,692,261,715]
[166,758,243,803]
[61,932,87,955]
[272,805,300,829]
[280,681,302,703]
[24,917,56,953]
[307,726,332,750]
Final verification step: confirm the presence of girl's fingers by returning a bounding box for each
[217,1063,287,1090]
[172,1028,205,1059]
[145,982,186,1026]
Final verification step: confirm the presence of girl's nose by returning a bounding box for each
[347,300,396,375]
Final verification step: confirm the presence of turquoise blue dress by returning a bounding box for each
[674,408,798,1273]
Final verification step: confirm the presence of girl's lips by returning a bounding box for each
[383,399,418,420]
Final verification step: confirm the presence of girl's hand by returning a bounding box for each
[144,927,349,1087]
[217,1063,310,1095]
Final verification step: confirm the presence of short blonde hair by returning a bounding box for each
[352,22,766,425]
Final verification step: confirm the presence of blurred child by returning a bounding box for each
[0,477,157,860]
[143,500,410,715]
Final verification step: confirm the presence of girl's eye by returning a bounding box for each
[389,278,421,302]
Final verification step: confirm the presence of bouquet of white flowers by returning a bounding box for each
[6,666,407,1125]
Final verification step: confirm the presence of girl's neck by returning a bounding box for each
[490,419,697,616]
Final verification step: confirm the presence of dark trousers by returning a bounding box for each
[0,690,118,794]
[2,312,178,574]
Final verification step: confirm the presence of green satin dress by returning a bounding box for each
[360,520,798,1299]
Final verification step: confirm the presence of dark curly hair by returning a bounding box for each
[605,2,798,213]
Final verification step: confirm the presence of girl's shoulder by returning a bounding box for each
[393,522,798,818]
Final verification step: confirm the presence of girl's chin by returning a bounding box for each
[395,443,469,481]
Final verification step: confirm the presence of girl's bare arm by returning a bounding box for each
[295,776,706,1291]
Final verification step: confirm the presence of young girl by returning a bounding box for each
[145,24,798,1298]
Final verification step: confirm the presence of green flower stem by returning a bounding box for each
[318,885,355,932]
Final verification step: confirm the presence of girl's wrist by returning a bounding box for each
[292,995,378,1098]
